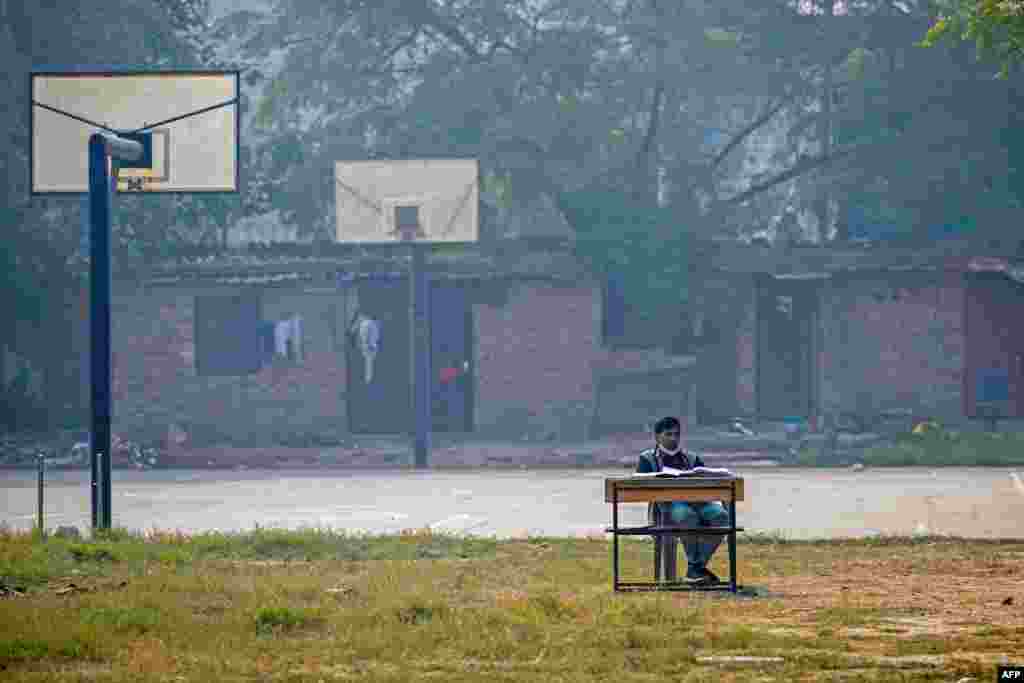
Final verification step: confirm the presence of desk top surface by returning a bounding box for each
[604,476,745,503]
[605,476,743,488]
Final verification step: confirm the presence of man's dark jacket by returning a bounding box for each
[636,447,707,524]
[636,447,705,474]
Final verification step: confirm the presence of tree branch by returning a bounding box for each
[280,33,332,48]
[710,93,795,172]
[404,0,482,60]
[636,79,664,171]
[721,146,858,206]
[380,26,423,65]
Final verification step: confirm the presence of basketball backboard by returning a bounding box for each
[31,70,239,194]
[335,159,479,244]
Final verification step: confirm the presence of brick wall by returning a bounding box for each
[820,271,965,423]
[102,277,693,445]
[474,281,597,440]
[109,286,350,444]
[473,279,696,440]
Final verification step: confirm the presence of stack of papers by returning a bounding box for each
[632,466,735,478]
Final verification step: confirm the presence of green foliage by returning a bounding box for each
[794,428,1024,467]
[562,184,691,321]
[0,1,229,432]
[80,606,161,634]
[565,185,692,276]
[254,606,320,634]
[395,602,448,625]
[922,0,1024,76]
[0,212,46,331]
[68,543,121,563]
[0,638,86,667]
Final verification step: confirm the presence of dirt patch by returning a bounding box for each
[737,546,1024,661]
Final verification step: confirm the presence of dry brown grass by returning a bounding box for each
[1,527,1022,681]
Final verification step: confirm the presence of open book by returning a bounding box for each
[632,465,735,478]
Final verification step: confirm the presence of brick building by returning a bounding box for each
[74,235,1020,448]
[90,240,696,447]
[692,239,1024,429]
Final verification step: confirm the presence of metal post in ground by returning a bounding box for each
[36,453,45,538]
[88,134,113,531]
[406,238,430,469]
[88,132,141,531]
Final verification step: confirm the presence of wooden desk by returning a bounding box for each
[604,476,745,593]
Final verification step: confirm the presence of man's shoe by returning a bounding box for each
[701,567,723,584]
[685,567,711,584]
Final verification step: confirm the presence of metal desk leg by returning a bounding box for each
[728,493,738,593]
[612,485,619,592]
[664,534,678,582]
[654,535,662,582]
[653,505,663,583]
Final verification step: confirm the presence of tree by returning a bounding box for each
[238,0,847,330]
[231,0,1024,334]
[717,0,1024,245]
[831,34,1024,243]
[923,0,1024,75]
[802,1,1024,245]
[0,0,220,430]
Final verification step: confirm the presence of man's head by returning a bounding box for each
[653,416,682,452]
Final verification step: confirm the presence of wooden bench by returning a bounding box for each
[604,476,745,593]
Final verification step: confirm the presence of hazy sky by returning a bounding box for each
[208,0,272,20]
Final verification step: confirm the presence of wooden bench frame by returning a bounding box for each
[604,477,745,593]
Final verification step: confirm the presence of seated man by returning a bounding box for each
[636,416,731,584]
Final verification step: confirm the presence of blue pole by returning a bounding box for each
[410,243,430,468]
[87,134,113,530]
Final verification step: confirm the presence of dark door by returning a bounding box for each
[346,279,410,433]
[195,292,262,376]
[346,278,474,434]
[430,282,473,432]
[965,274,1024,418]
[757,278,816,419]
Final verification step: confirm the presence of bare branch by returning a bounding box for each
[380,26,423,64]
[280,34,332,48]
[721,146,858,206]
[404,0,482,60]
[637,81,664,159]
[632,79,664,194]
[710,93,795,172]
[355,65,428,77]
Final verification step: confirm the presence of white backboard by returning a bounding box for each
[31,70,239,194]
[335,159,479,244]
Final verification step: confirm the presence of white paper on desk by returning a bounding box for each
[633,466,735,477]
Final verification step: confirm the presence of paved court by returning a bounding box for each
[3,467,1024,539]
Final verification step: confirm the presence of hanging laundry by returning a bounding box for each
[350,312,381,384]
[274,319,290,358]
[272,315,305,361]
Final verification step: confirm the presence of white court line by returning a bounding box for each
[1011,472,1024,496]
[5,512,78,521]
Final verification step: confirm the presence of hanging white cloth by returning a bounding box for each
[272,316,304,360]
[351,314,380,383]
[274,319,290,357]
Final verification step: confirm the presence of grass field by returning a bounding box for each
[1,526,1022,681]
[794,428,1024,467]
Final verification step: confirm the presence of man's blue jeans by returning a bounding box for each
[664,501,731,570]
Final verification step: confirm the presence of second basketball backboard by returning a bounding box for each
[31,69,239,194]
[335,159,479,244]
